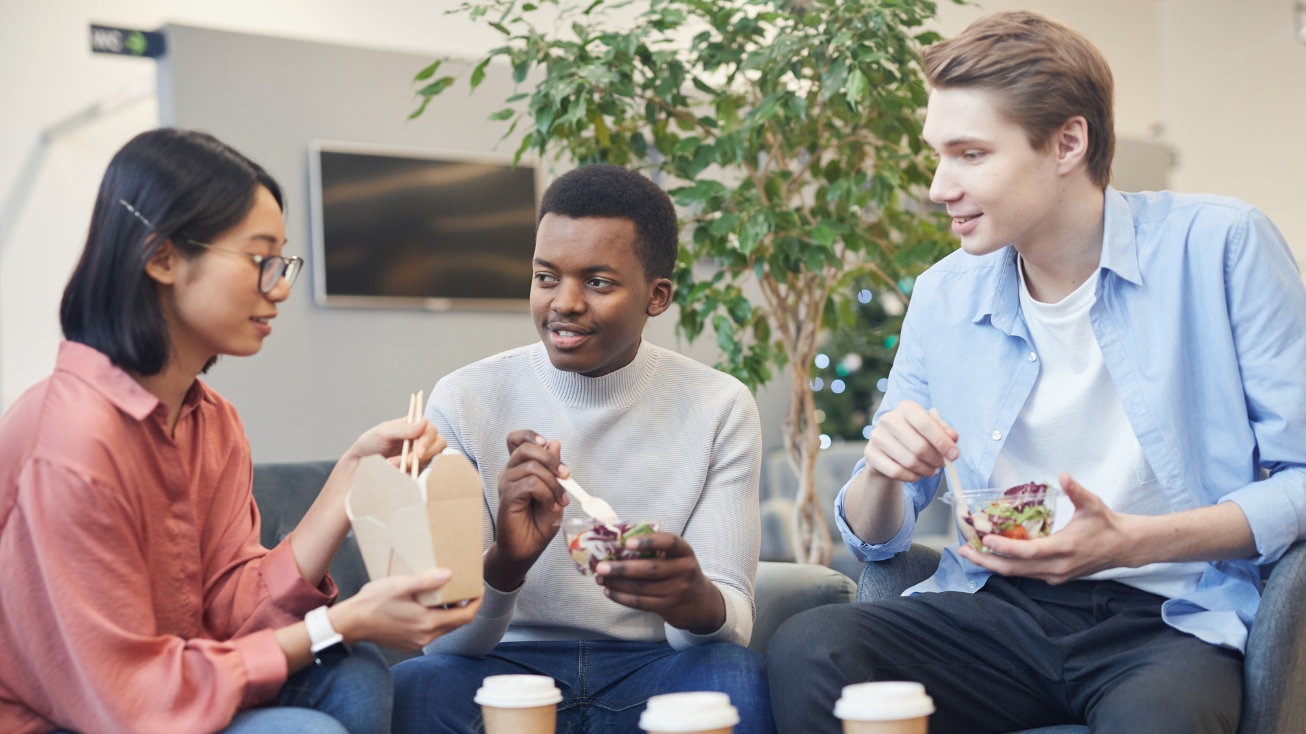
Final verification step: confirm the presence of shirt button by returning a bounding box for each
[968,582,977,589]
[1029,352,1037,361]
[992,431,1002,440]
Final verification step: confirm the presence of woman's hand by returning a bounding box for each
[346,416,447,474]
[291,414,446,589]
[595,533,727,635]
[329,570,482,652]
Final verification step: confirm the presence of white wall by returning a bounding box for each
[3,0,1305,421]
[0,1,501,411]
[934,0,1168,140]
[1160,0,1306,265]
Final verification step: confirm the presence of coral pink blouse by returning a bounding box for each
[0,342,337,734]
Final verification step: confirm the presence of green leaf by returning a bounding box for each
[489,108,516,121]
[812,223,838,248]
[407,95,432,120]
[470,58,492,91]
[710,212,740,236]
[414,59,441,82]
[674,136,701,155]
[489,21,511,35]
[846,68,868,105]
[804,248,827,273]
[821,59,849,99]
[512,131,534,167]
[417,76,456,97]
[743,92,783,130]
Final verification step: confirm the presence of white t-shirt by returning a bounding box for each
[988,259,1207,599]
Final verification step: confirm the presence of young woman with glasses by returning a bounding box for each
[0,129,481,734]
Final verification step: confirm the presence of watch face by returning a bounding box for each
[313,641,351,667]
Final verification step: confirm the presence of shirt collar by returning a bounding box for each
[54,341,212,422]
[973,186,1142,330]
[1100,186,1143,286]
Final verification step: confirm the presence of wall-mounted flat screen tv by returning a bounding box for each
[309,141,538,310]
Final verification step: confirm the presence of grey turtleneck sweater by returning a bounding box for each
[422,340,761,657]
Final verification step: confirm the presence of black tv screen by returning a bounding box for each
[309,143,537,309]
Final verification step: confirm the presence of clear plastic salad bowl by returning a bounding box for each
[562,517,664,575]
[942,481,1060,551]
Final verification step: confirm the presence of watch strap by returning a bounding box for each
[305,605,344,653]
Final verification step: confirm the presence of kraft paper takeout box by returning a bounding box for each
[345,450,485,606]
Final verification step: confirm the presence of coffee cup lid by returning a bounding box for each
[474,675,562,708]
[834,681,935,721]
[639,692,740,732]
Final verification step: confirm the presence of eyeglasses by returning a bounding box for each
[185,240,304,294]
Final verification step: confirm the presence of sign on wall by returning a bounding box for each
[89,25,165,58]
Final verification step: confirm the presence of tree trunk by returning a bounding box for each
[786,352,834,566]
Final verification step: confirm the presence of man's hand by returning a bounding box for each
[959,473,1138,584]
[961,472,1259,584]
[844,400,959,544]
[865,399,959,482]
[594,533,727,635]
[484,430,571,592]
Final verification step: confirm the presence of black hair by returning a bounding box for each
[537,165,678,280]
[60,128,283,377]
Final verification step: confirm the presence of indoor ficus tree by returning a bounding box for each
[412,0,957,565]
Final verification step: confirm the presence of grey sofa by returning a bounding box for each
[858,543,1306,734]
[761,441,956,578]
[252,461,857,665]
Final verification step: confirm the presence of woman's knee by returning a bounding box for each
[306,643,393,734]
[223,707,351,734]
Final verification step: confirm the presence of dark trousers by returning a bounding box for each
[766,576,1243,734]
[392,640,775,734]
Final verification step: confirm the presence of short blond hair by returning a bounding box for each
[922,11,1115,188]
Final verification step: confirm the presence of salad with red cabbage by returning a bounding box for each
[957,481,1056,551]
[564,519,662,575]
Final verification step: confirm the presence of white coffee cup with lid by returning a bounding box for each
[834,681,935,734]
[475,675,563,734]
[639,691,741,734]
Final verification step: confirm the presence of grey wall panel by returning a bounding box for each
[157,25,789,462]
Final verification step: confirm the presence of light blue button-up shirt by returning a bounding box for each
[835,187,1306,651]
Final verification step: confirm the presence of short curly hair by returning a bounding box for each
[538,165,679,280]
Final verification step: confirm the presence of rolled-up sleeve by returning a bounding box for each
[835,460,920,562]
[1218,210,1306,563]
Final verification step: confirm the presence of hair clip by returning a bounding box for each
[118,199,154,229]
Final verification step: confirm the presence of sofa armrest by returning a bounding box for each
[856,543,941,603]
[1237,540,1306,734]
[750,561,856,656]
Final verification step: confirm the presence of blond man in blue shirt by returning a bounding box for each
[769,11,1306,734]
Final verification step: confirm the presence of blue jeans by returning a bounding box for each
[54,642,393,734]
[391,640,775,734]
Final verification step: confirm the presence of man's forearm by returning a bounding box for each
[842,467,907,545]
[1128,501,1257,566]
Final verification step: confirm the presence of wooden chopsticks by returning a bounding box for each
[400,389,424,480]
